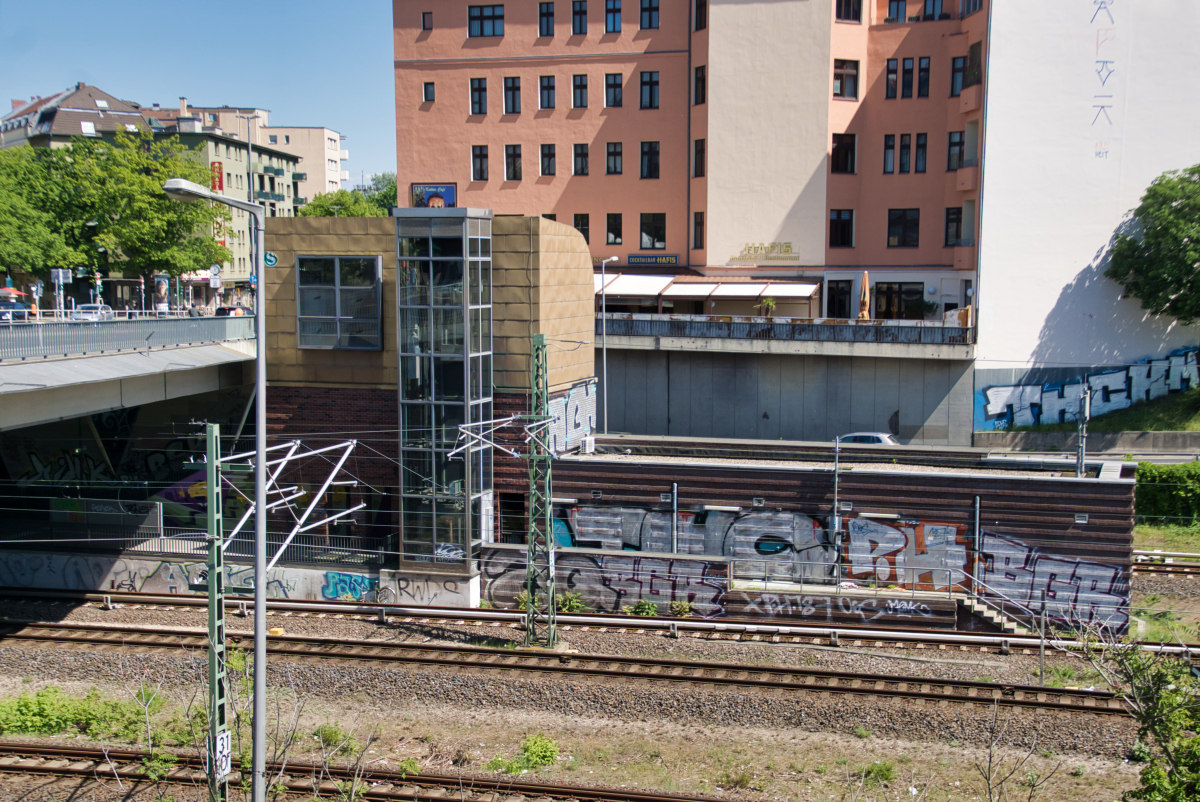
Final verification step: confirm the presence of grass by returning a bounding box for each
[1010,387,1200,433]
[1133,523,1200,553]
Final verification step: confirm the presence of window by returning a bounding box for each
[539,2,554,36]
[422,11,433,29]
[606,0,621,32]
[606,142,623,174]
[945,207,963,246]
[297,256,382,349]
[831,134,856,173]
[640,213,665,249]
[472,145,488,180]
[540,76,555,108]
[918,57,930,97]
[833,60,857,99]
[269,135,278,144]
[640,71,659,109]
[965,41,983,87]
[887,0,906,21]
[541,144,556,175]
[826,280,853,318]
[883,135,895,174]
[836,0,860,21]
[470,78,487,115]
[694,65,706,104]
[693,138,705,177]
[423,82,436,102]
[901,58,914,98]
[641,0,658,28]
[573,0,587,34]
[543,214,557,221]
[694,0,706,30]
[830,210,854,248]
[962,0,981,15]
[693,211,704,249]
[505,145,522,180]
[605,73,623,107]
[468,5,504,37]
[899,134,911,173]
[607,213,622,244]
[886,59,898,99]
[947,131,965,170]
[503,77,521,114]
[887,209,920,248]
[574,213,590,242]
[573,74,588,107]
[915,133,927,173]
[640,141,659,178]
[923,0,942,18]
[574,143,589,175]
[950,56,966,97]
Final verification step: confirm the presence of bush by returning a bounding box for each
[0,686,146,742]
[485,734,560,774]
[556,591,588,613]
[514,590,541,611]
[313,723,358,755]
[669,600,694,617]
[1130,741,1152,763]
[623,598,659,616]
[861,760,895,786]
[1136,462,1200,524]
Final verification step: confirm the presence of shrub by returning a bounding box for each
[852,724,872,739]
[861,760,895,786]
[1130,741,1152,763]
[718,769,752,789]
[1136,462,1200,524]
[514,590,541,611]
[0,686,145,742]
[556,591,588,613]
[623,598,659,616]
[478,599,493,609]
[313,723,358,755]
[397,757,420,778]
[669,600,694,617]
[485,734,560,773]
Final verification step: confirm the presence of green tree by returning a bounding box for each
[0,148,78,276]
[297,189,384,218]
[1105,164,1200,324]
[362,172,397,215]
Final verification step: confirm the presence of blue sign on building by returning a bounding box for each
[627,254,679,266]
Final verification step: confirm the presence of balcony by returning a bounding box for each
[292,172,307,181]
[959,84,982,113]
[953,242,977,271]
[255,190,285,202]
[257,165,285,177]
[598,314,975,360]
[956,162,979,192]
[294,196,307,205]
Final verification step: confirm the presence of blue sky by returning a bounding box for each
[0,0,396,184]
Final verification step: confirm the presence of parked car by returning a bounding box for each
[214,306,254,317]
[0,301,30,322]
[70,304,116,322]
[837,432,900,445]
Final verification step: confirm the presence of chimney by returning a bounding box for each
[179,97,188,116]
[152,103,160,110]
[11,100,23,111]
[177,116,201,133]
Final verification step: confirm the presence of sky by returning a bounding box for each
[0,0,396,184]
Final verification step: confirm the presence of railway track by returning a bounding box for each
[1133,562,1200,577]
[0,741,710,802]
[0,620,1129,718]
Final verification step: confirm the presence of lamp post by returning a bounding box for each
[163,177,267,802]
[599,256,618,434]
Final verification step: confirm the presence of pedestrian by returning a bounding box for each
[188,303,200,318]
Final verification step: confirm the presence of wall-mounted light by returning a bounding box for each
[966,287,975,297]
[591,490,603,500]
[659,493,672,503]
[858,512,899,520]
[927,285,937,294]
[703,505,740,512]
[839,501,853,512]
[1074,513,1089,524]
[752,497,765,507]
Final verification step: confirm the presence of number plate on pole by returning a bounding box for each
[214,730,231,778]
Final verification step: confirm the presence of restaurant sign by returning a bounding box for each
[627,254,679,266]
[728,242,802,265]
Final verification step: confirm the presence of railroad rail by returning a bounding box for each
[0,586,1190,656]
[1132,563,1200,577]
[0,741,710,802]
[0,620,1129,717]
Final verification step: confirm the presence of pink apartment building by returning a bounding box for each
[395,0,986,320]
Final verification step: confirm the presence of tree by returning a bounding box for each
[0,148,78,275]
[362,172,397,215]
[298,188,384,218]
[1106,164,1200,324]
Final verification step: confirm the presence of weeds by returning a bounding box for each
[556,591,588,613]
[717,769,752,789]
[314,723,359,756]
[861,760,896,786]
[669,600,695,617]
[623,598,659,616]
[514,590,541,611]
[486,734,560,774]
[852,724,872,739]
[0,686,147,741]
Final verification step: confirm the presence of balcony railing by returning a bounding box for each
[294,196,307,205]
[292,172,307,181]
[0,315,255,361]
[949,237,976,247]
[257,165,285,176]
[255,190,286,202]
[597,313,975,345]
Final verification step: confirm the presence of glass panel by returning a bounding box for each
[434,357,465,401]
[402,499,434,543]
[435,404,464,448]
[469,218,481,237]
[479,238,491,257]
[339,320,380,349]
[432,218,463,237]
[402,450,432,495]
[339,257,376,286]
[398,261,430,306]
[479,309,491,353]
[298,287,336,317]
[432,260,464,307]
[402,404,431,448]
[437,455,466,497]
[469,260,481,305]
[469,238,480,257]
[398,218,430,238]
[401,356,432,400]
[399,237,430,258]
[434,308,464,353]
[480,262,491,304]
[471,449,483,492]
[431,237,463,258]
[298,257,335,285]
[400,308,431,353]
[298,319,337,347]
[435,512,467,561]
[483,448,493,492]
[480,219,491,237]
[481,354,491,398]
[470,309,482,355]
[340,286,377,318]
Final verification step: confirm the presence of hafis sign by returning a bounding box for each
[728,242,801,265]
[627,254,679,266]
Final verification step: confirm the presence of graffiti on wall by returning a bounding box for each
[843,517,970,590]
[548,380,597,455]
[321,571,379,601]
[977,349,1198,430]
[395,575,464,606]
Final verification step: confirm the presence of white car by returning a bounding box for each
[837,432,900,445]
[70,304,115,322]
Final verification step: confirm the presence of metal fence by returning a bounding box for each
[597,314,974,345]
[0,316,255,361]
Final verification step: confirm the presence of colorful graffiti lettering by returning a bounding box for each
[321,571,379,601]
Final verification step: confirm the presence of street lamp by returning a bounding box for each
[163,176,268,802]
[599,256,618,434]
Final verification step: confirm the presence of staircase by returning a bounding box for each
[959,597,1031,635]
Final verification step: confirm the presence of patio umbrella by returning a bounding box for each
[856,271,870,320]
[0,287,27,296]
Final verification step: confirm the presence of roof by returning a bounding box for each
[596,274,820,300]
[4,84,149,140]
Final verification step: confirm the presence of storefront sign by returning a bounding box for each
[412,183,457,208]
[210,162,223,191]
[728,242,802,265]
[627,254,679,266]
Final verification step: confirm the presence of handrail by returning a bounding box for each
[965,574,1043,628]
